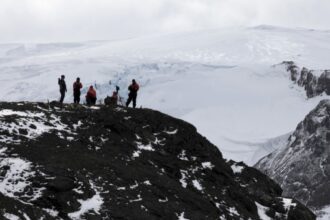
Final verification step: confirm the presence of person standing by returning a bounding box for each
[73,77,83,104]
[126,79,139,108]
[86,85,97,105]
[58,75,67,105]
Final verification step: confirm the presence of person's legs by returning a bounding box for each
[60,91,65,103]
[91,97,97,105]
[126,95,132,107]
[74,92,81,104]
[77,91,81,104]
[132,94,137,108]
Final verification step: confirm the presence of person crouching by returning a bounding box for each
[86,86,97,105]
[110,91,118,105]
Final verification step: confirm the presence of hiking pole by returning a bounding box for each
[115,85,125,106]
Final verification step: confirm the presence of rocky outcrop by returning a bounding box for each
[255,99,330,216]
[0,102,315,220]
[282,61,330,98]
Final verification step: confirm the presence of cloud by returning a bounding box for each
[0,0,329,42]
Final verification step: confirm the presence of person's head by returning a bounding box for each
[132,79,136,84]
[89,85,93,89]
[113,91,117,95]
[61,75,65,79]
[76,77,80,82]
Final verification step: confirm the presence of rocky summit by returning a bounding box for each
[282,61,330,98]
[255,100,330,217]
[0,102,314,220]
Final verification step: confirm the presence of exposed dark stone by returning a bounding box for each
[282,61,330,98]
[18,128,28,135]
[47,176,77,192]
[0,102,315,219]
[255,100,330,214]
[318,71,330,95]
[29,124,37,129]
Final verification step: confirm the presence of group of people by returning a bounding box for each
[58,75,140,108]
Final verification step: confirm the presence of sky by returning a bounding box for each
[0,0,329,43]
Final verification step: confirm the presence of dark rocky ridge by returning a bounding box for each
[0,102,315,220]
[282,61,330,98]
[255,100,330,214]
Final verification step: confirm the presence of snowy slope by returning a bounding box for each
[0,26,329,165]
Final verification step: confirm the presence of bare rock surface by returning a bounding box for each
[0,102,315,220]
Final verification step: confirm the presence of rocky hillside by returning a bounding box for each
[255,99,330,217]
[282,61,330,98]
[0,102,315,220]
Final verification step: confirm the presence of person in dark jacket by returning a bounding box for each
[86,86,97,105]
[73,77,83,104]
[58,75,67,104]
[126,79,139,108]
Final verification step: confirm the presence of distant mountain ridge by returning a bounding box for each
[255,99,330,219]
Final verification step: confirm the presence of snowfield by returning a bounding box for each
[0,25,329,167]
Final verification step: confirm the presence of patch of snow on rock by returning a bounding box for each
[231,164,244,174]
[282,198,297,211]
[177,212,189,220]
[0,156,44,201]
[68,181,104,219]
[43,208,59,217]
[136,142,155,151]
[132,150,141,158]
[201,162,214,169]
[3,213,20,220]
[179,170,188,188]
[178,150,189,161]
[164,129,178,135]
[255,202,271,220]
[192,180,203,191]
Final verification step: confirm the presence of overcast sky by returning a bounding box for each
[0,0,329,43]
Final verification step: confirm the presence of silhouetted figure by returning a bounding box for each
[126,79,139,108]
[58,75,67,105]
[110,91,118,105]
[73,77,83,104]
[86,86,97,105]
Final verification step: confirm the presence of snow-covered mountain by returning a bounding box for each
[255,99,330,219]
[0,26,329,166]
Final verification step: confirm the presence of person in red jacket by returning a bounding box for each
[86,85,97,105]
[73,77,83,104]
[126,79,139,108]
